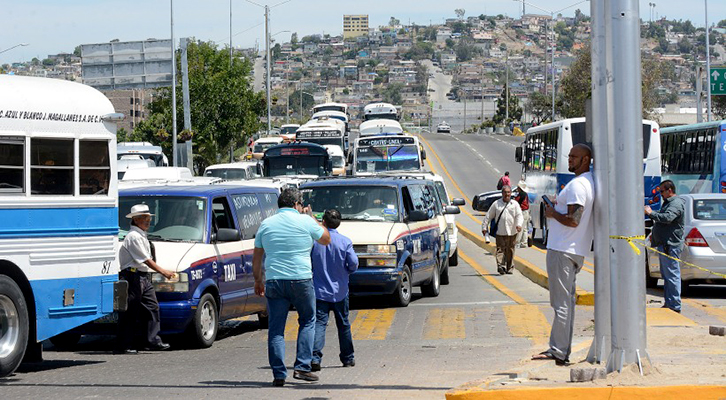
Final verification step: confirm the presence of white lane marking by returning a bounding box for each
[438,132,502,175]
[409,300,515,307]
[490,135,518,148]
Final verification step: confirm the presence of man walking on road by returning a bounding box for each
[311,209,359,372]
[533,144,594,366]
[645,180,685,313]
[482,185,523,275]
[253,188,331,386]
[515,181,530,248]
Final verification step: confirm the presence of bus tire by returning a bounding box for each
[391,266,412,307]
[49,332,81,349]
[0,275,29,378]
[188,293,218,348]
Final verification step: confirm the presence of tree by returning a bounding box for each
[381,83,404,105]
[42,58,56,66]
[718,19,726,28]
[290,32,298,45]
[525,91,552,125]
[455,39,483,62]
[403,41,434,61]
[655,38,670,54]
[455,9,466,20]
[493,84,523,124]
[289,89,314,115]
[73,45,82,57]
[133,40,264,169]
[116,128,129,142]
[713,96,726,118]
[389,17,400,27]
[678,37,693,54]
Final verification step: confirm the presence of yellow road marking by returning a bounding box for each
[459,249,527,305]
[684,299,726,323]
[503,304,550,346]
[646,307,698,326]
[283,311,299,340]
[424,308,466,339]
[351,309,396,340]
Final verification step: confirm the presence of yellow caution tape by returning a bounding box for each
[610,235,726,279]
[609,235,646,255]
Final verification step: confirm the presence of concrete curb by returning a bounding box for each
[457,223,594,306]
[445,385,726,400]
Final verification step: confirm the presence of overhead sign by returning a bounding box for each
[81,39,173,90]
[711,67,726,95]
[296,130,341,138]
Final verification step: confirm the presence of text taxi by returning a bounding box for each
[118,184,278,347]
[301,177,460,307]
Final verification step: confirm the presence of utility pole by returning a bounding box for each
[229,0,233,67]
[705,0,712,121]
[696,66,703,123]
[550,13,556,121]
[505,49,509,122]
[480,65,485,124]
[463,94,467,133]
[285,55,289,124]
[587,0,613,364]
[606,0,649,374]
[265,5,272,135]
[170,0,178,166]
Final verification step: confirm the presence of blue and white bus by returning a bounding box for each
[660,120,726,195]
[0,75,122,376]
[515,117,661,243]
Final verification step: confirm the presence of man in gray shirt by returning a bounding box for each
[645,179,686,313]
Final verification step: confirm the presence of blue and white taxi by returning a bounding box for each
[300,177,460,307]
[117,184,279,347]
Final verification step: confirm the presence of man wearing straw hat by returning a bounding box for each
[115,204,176,355]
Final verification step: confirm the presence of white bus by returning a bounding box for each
[312,102,348,117]
[351,135,426,176]
[660,120,726,194]
[295,118,347,151]
[515,117,661,243]
[363,102,399,121]
[0,75,123,376]
[359,119,405,137]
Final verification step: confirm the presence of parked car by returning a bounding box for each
[646,194,726,290]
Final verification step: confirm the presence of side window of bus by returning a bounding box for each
[0,137,24,194]
[212,197,235,232]
[257,192,279,219]
[31,138,74,195]
[80,140,110,195]
[231,193,263,240]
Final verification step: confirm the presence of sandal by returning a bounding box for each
[532,351,570,366]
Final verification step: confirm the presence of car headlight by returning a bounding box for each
[363,258,397,267]
[152,272,189,292]
[367,244,397,254]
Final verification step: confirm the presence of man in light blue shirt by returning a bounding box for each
[253,188,330,386]
[310,209,358,372]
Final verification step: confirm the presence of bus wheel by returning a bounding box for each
[188,293,218,348]
[0,275,29,378]
[49,332,81,349]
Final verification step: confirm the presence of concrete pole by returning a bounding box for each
[300,84,303,121]
[481,65,485,124]
[229,0,233,68]
[705,0,712,122]
[181,38,191,133]
[463,94,467,133]
[606,0,649,374]
[505,50,509,123]
[265,5,271,135]
[587,0,612,364]
[550,13,556,121]
[170,0,178,166]
[696,66,703,123]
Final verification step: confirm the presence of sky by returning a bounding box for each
[2,0,725,65]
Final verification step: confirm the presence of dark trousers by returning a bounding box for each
[116,269,163,350]
[313,296,354,365]
[495,234,517,271]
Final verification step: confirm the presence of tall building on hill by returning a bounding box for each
[343,15,369,39]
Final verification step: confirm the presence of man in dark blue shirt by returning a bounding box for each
[310,209,359,371]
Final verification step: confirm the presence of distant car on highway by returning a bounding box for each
[646,193,726,290]
[437,121,451,133]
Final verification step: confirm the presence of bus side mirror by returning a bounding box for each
[451,198,465,206]
[422,150,427,160]
[515,147,523,163]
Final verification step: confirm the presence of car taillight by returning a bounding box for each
[685,228,708,247]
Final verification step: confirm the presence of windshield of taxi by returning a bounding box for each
[355,144,420,173]
[119,196,207,242]
[302,186,399,222]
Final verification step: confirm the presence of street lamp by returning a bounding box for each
[705,0,712,121]
[0,43,29,55]
[514,0,589,121]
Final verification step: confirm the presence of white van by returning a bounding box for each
[323,145,346,176]
[252,136,284,159]
[204,161,260,181]
[117,142,169,166]
[117,155,155,180]
[119,167,195,188]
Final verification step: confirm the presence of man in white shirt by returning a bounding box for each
[532,144,594,365]
[115,204,176,355]
[482,185,523,275]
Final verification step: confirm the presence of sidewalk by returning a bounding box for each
[449,225,726,399]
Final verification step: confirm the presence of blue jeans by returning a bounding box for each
[313,296,355,365]
[658,245,682,312]
[265,279,316,379]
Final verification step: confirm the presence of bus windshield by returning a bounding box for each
[302,186,399,222]
[119,196,207,242]
[254,142,279,153]
[280,126,298,136]
[265,157,328,177]
[118,152,166,167]
[299,136,344,147]
[364,114,398,121]
[356,144,420,173]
